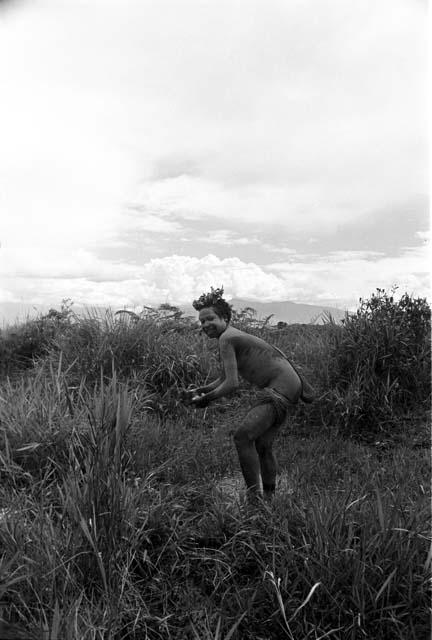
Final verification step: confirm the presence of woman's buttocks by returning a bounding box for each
[270,359,302,401]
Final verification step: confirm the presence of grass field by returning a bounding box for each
[0,291,430,639]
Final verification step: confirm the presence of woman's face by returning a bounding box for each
[198,307,227,338]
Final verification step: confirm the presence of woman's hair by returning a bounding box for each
[192,286,232,322]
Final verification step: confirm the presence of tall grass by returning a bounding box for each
[1,374,429,638]
[0,290,430,638]
[1,290,429,434]
[1,426,429,638]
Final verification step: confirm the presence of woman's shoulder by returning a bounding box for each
[222,326,270,349]
[220,325,242,340]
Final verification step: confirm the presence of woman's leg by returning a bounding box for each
[255,422,281,499]
[233,403,277,498]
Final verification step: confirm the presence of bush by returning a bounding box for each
[0,301,74,378]
[327,289,431,434]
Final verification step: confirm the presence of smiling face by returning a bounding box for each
[198,306,228,338]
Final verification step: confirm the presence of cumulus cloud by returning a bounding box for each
[0,276,156,308]
[267,244,430,308]
[1,247,429,311]
[0,250,286,306]
[137,255,288,304]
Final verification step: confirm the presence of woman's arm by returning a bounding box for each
[195,378,223,394]
[192,336,239,406]
[182,377,222,404]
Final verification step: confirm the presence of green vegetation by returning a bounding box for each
[0,291,430,639]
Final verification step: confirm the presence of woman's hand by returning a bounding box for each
[180,388,206,404]
[191,393,210,408]
[180,388,197,404]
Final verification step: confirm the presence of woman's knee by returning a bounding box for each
[233,427,253,448]
[255,436,271,456]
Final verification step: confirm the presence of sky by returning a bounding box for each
[0,0,429,316]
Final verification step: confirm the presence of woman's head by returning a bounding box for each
[192,287,232,323]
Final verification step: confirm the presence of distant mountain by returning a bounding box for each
[227,298,346,324]
[180,298,345,324]
[0,302,102,328]
[0,302,51,327]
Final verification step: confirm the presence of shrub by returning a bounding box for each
[0,301,74,378]
[327,289,431,434]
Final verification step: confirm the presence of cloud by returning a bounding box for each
[267,244,430,308]
[1,276,156,308]
[194,229,261,247]
[0,248,141,281]
[135,165,427,235]
[128,0,427,231]
[0,249,287,305]
[137,255,288,304]
[0,0,427,250]
[416,230,430,241]
[1,246,429,311]
[0,0,428,315]
[124,206,183,234]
